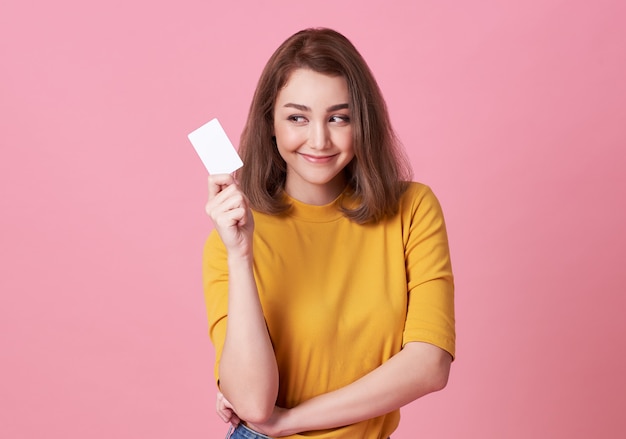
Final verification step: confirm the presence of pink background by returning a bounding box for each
[2,1,625,437]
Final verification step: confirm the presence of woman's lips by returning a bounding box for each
[299,153,339,163]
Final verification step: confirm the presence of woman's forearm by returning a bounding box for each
[253,342,451,436]
[218,254,279,424]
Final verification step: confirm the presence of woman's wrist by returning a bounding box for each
[227,251,253,269]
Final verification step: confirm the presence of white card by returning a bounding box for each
[188,118,243,174]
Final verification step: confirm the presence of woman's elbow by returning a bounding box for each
[221,385,276,424]
[427,352,452,393]
[404,342,452,394]
[236,402,275,425]
[429,362,450,392]
[218,369,279,424]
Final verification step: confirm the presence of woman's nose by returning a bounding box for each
[309,122,330,150]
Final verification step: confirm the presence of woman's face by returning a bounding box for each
[273,68,354,205]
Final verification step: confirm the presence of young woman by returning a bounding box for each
[203,28,455,439]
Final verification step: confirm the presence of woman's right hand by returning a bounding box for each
[205,174,254,258]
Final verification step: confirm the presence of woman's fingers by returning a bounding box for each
[205,174,254,255]
[207,190,248,225]
[216,392,241,426]
[229,412,241,426]
[207,174,235,200]
[206,181,252,229]
[206,179,244,214]
[216,392,230,422]
[212,207,247,230]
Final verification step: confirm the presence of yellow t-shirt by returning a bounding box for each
[203,182,455,438]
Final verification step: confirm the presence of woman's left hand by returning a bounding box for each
[216,392,240,427]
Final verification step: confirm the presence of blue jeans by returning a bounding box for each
[226,422,391,438]
[226,423,273,439]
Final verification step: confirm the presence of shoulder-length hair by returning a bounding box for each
[236,27,412,224]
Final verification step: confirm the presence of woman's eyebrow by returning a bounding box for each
[283,103,310,111]
[283,103,350,112]
[327,103,349,111]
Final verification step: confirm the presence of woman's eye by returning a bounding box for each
[330,115,350,124]
[288,115,307,123]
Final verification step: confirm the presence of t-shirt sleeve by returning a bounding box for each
[402,185,456,359]
[202,229,229,384]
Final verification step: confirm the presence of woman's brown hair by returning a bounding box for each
[236,28,412,224]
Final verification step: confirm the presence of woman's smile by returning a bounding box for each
[298,152,340,163]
